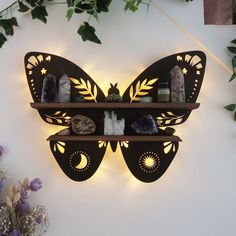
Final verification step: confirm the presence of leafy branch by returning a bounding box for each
[129,78,158,102]
[0,0,192,48]
[70,77,98,102]
[225,40,236,121]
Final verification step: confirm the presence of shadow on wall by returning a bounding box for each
[204,0,236,24]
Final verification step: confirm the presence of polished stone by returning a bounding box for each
[57,74,71,102]
[41,74,57,102]
[131,114,158,134]
[170,66,186,103]
[71,115,96,135]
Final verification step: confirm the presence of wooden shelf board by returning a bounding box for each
[47,135,182,142]
[31,102,200,110]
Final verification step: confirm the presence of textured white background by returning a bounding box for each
[0,0,236,235]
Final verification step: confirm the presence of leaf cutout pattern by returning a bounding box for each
[54,141,66,154]
[156,112,185,126]
[45,111,71,125]
[120,141,129,148]
[129,78,158,103]
[163,142,176,154]
[70,77,98,102]
[98,141,107,149]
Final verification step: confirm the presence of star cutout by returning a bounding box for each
[182,68,188,75]
[41,68,47,75]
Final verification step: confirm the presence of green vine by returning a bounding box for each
[0,0,192,48]
[225,39,236,120]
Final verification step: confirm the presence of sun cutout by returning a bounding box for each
[139,151,161,173]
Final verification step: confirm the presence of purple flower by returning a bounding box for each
[9,230,21,236]
[0,145,4,156]
[21,190,31,200]
[29,178,42,191]
[18,201,30,214]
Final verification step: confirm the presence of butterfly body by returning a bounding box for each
[25,51,206,182]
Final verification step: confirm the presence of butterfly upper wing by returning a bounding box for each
[120,51,206,182]
[122,50,206,126]
[24,52,106,126]
[25,52,108,181]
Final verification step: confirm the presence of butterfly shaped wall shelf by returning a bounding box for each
[25,51,206,183]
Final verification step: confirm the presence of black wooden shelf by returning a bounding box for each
[25,50,206,182]
[47,135,182,142]
[30,102,200,110]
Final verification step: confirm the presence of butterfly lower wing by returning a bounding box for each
[49,139,107,181]
[122,50,206,126]
[120,141,179,182]
[25,52,106,126]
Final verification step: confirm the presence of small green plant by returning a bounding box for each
[225,39,236,120]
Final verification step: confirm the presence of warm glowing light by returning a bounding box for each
[152,1,232,75]
[144,156,156,168]
[41,68,47,75]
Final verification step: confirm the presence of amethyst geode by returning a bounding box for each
[131,114,158,134]
[41,74,57,102]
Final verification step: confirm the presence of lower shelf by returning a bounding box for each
[47,135,182,142]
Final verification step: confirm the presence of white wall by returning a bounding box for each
[0,1,236,235]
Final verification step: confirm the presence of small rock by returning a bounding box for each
[73,95,85,103]
[140,97,153,103]
[71,115,96,135]
[57,74,71,102]
[170,66,186,103]
[164,127,175,135]
[58,128,71,136]
[131,114,158,134]
[105,93,123,103]
[41,74,57,103]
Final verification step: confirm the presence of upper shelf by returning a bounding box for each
[30,102,200,110]
[47,135,182,142]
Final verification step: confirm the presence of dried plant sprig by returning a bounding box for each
[0,175,49,236]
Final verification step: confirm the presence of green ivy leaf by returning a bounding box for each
[18,1,30,12]
[224,104,236,111]
[227,46,236,54]
[66,7,74,21]
[0,17,18,36]
[234,111,236,121]
[124,0,142,12]
[67,0,73,7]
[25,0,44,7]
[96,0,112,13]
[229,73,236,82]
[78,22,101,44]
[0,33,7,48]
[31,5,48,24]
[231,39,236,44]
[232,56,236,67]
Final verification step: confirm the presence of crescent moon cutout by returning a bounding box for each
[75,153,88,169]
